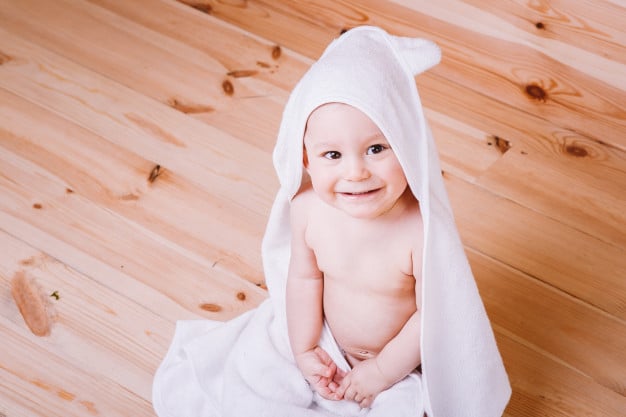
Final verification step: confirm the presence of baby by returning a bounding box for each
[287,101,423,409]
[153,27,510,417]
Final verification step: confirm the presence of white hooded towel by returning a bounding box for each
[152,26,511,417]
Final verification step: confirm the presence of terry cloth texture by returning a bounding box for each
[153,26,511,417]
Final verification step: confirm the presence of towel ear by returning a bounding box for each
[391,36,441,76]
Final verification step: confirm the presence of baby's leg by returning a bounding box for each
[366,372,424,417]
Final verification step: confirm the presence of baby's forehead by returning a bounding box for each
[303,102,387,144]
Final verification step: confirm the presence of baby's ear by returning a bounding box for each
[302,145,310,169]
[391,36,441,76]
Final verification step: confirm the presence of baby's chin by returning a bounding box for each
[332,201,398,220]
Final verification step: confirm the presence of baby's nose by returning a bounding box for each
[344,157,370,181]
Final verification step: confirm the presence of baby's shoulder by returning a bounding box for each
[291,184,316,209]
[290,184,320,222]
[391,198,424,253]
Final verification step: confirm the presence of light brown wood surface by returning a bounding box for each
[0,0,624,416]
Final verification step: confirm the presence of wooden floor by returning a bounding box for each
[0,0,625,416]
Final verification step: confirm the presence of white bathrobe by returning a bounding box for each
[153,26,511,417]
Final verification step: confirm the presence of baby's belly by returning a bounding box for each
[323,280,416,362]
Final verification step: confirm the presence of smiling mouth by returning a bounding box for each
[339,188,380,196]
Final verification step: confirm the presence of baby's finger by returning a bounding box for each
[311,363,333,378]
[343,386,358,402]
[359,396,373,409]
[314,346,333,365]
[335,380,348,398]
[328,380,341,395]
[334,366,347,378]
[315,385,333,398]
[315,383,342,401]
[331,368,345,388]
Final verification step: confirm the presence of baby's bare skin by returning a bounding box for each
[306,187,421,365]
[287,102,424,409]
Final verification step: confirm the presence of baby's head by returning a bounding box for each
[302,102,409,219]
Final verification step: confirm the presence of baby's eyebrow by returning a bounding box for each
[307,141,337,150]
[365,132,387,142]
[349,130,387,144]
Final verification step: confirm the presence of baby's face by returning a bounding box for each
[303,103,408,219]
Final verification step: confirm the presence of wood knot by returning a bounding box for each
[148,164,162,183]
[200,303,222,312]
[564,144,588,158]
[256,282,268,290]
[11,271,52,337]
[0,51,11,65]
[227,69,258,78]
[487,135,511,154]
[340,28,350,35]
[236,292,246,301]
[186,2,212,14]
[33,203,43,209]
[222,79,234,96]
[168,98,214,114]
[535,22,545,30]
[494,136,511,153]
[271,45,282,60]
[525,84,547,101]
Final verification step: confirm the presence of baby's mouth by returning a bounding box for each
[339,188,381,196]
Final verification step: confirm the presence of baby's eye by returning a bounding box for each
[323,151,341,160]
[366,144,387,155]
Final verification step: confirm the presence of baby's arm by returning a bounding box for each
[338,249,422,408]
[286,193,342,399]
[338,311,421,408]
[373,309,421,385]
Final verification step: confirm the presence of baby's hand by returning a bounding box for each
[295,346,346,401]
[336,358,391,409]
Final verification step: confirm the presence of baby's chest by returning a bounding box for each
[309,228,414,288]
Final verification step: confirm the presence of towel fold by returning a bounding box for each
[153,26,511,417]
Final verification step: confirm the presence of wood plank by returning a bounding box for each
[496,330,626,417]
[0,27,281,281]
[392,0,626,75]
[0,87,269,286]
[478,149,626,249]
[456,0,626,65]
[107,0,510,183]
[0,24,277,211]
[1,256,159,417]
[0,0,298,152]
[0,0,536,188]
[0,318,155,417]
[427,108,503,182]
[0,4,504,202]
[0,1,624,416]
[471,249,626,396]
[0,232,169,401]
[82,0,626,191]
[0,206,204,323]
[170,0,626,151]
[0,142,266,321]
[446,174,626,321]
[85,0,312,91]
[417,70,626,172]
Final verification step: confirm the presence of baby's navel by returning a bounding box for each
[349,349,375,359]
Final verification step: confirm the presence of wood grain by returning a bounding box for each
[1,0,625,416]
